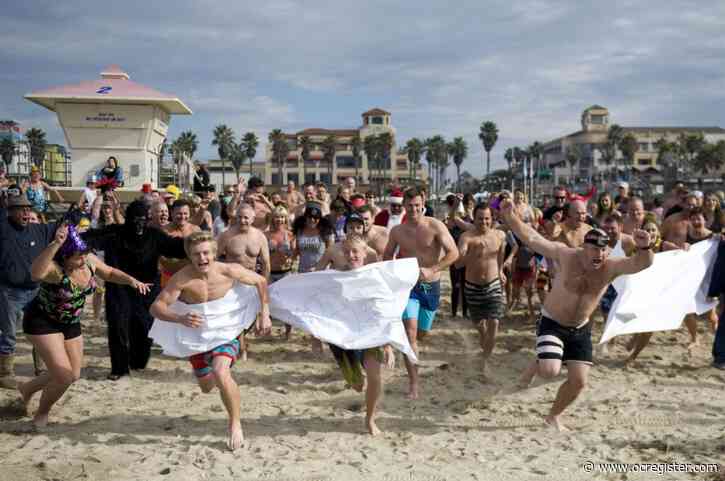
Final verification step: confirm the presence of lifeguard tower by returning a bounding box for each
[24,65,191,189]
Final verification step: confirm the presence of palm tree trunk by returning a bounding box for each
[457,165,461,192]
[222,157,226,188]
[486,151,491,176]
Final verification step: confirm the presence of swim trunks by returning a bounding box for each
[465,278,505,322]
[535,315,593,365]
[402,280,441,331]
[328,344,384,387]
[188,337,243,378]
[599,285,617,315]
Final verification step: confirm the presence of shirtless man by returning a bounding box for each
[149,200,170,229]
[502,199,654,431]
[315,214,378,270]
[661,193,698,248]
[383,187,459,399]
[325,235,394,434]
[150,231,271,450]
[217,203,271,358]
[597,215,636,355]
[246,177,273,230]
[293,183,319,220]
[455,204,507,374]
[556,200,592,248]
[356,205,389,259]
[283,181,305,213]
[622,197,647,235]
[160,199,201,285]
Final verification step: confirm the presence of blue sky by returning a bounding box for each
[3,0,725,177]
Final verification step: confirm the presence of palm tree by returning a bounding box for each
[269,129,289,186]
[599,124,623,181]
[448,137,468,192]
[351,133,362,182]
[212,124,235,186]
[177,130,198,160]
[322,134,337,182]
[479,121,499,176]
[240,132,259,176]
[377,132,393,187]
[363,135,378,187]
[299,135,311,183]
[25,127,47,168]
[405,138,424,184]
[0,137,15,170]
[425,136,446,194]
[566,144,582,186]
[618,134,638,178]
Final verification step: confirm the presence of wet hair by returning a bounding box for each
[184,231,217,257]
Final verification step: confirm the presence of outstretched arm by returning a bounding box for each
[609,229,655,277]
[88,253,152,295]
[500,199,563,261]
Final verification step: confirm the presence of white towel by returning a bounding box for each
[600,239,718,343]
[150,259,420,362]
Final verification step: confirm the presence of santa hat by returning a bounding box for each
[389,189,404,205]
[567,185,596,203]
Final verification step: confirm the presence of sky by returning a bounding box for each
[3,0,725,178]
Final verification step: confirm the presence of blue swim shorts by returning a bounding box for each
[402,280,441,331]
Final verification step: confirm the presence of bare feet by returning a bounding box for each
[227,420,244,451]
[406,383,419,400]
[544,415,569,432]
[240,349,248,362]
[16,382,33,416]
[686,340,700,352]
[366,417,381,436]
[32,412,49,429]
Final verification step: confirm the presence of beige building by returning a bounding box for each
[540,105,725,190]
[261,108,426,186]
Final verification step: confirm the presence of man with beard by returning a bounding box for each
[456,204,507,376]
[0,193,57,388]
[374,189,406,230]
[83,200,187,380]
[504,199,653,431]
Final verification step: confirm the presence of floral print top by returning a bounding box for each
[35,264,97,324]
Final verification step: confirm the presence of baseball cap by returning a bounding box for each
[583,228,609,247]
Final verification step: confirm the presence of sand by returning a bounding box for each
[1,277,724,481]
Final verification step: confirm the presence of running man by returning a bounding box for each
[501,199,654,431]
[455,204,507,375]
[356,205,389,260]
[315,213,378,270]
[556,200,592,248]
[327,235,395,435]
[150,231,272,450]
[383,187,458,399]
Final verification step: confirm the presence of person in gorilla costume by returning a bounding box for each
[83,200,186,380]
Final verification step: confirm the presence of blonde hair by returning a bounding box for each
[184,231,217,257]
[342,234,367,251]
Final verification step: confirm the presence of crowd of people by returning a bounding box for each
[2,166,725,448]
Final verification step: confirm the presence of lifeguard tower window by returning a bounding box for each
[590,115,606,124]
[130,164,140,177]
[370,116,384,125]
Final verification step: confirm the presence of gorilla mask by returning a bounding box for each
[125,200,150,237]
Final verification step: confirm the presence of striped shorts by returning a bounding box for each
[465,278,506,322]
[188,337,242,378]
[535,316,593,365]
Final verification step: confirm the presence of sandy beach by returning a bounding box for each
[1,277,723,481]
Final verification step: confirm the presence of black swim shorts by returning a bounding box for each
[535,315,593,365]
